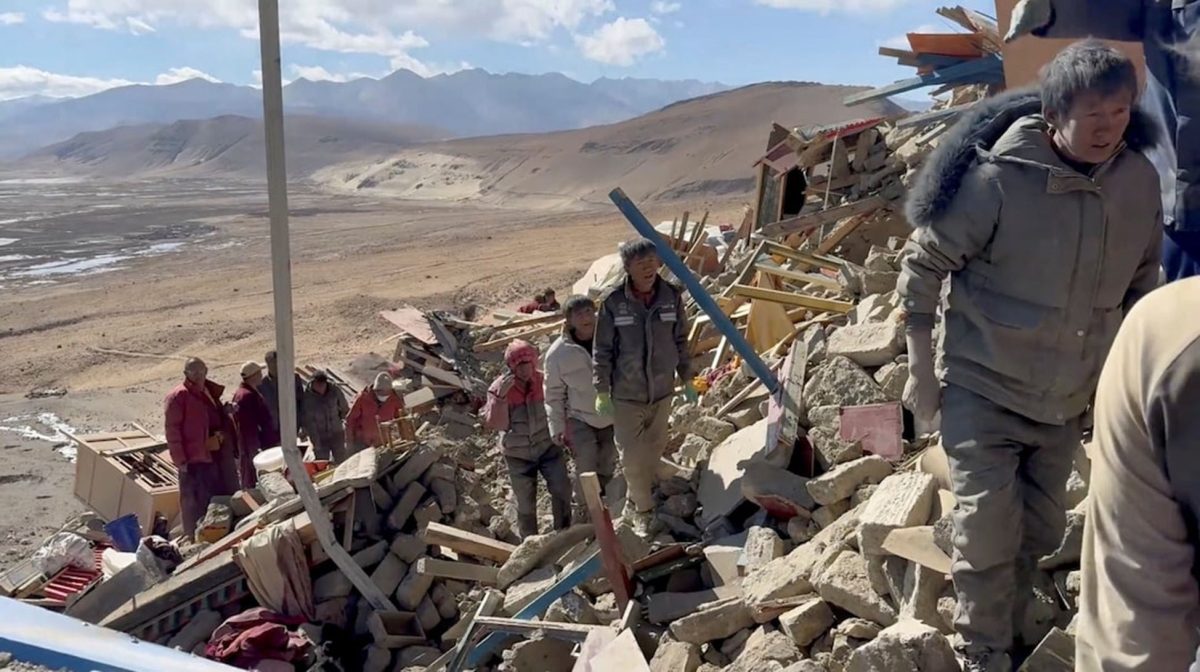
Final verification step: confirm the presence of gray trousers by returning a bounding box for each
[613,398,672,513]
[567,419,617,508]
[941,384,1081,657]
[505,445,573,538]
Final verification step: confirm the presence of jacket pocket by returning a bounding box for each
[972,286,1049,330]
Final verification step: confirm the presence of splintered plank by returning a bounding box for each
[760,196,887,238]
[754,263,841,291]
[729,284,853,314]
[416,557,500,585]
[422,522,516,564]
[580,472,633,611]
[475,321,565,352]
[380,308,437,345]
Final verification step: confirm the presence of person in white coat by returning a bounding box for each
[544,295,617,509]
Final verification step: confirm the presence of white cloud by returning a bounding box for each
[289,64,377,82]
[38,0,618,73]
[650,1,681,14]
[0,12,26,25]
[878,23,953,50]
[154,67,221,85]
[575,17,665,66]
[0,65,225,101]
[755,0,911,14]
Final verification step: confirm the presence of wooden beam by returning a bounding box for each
[416,557,500,585]
[422,522,517,564]
[580,472,633,612]
[843,54,1003,106]
[816,213,869,255]
[471,616,609,642]
[763,241,844,272]
[719,239,768,299]
[730,284,853,314]
[435,589,503,671]
[760,196,886,239]
[755,263,841,291]
[475,321,564,352]
[396,356,465,389]
[488,311,563,331]
[777,340,808,450]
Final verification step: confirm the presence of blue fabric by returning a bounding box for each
[1164,227,1200,281]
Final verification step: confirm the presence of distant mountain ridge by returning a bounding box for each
[0,70,728,159]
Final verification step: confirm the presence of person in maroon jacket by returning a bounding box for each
[230,361,279,489]
[164,357,236,538]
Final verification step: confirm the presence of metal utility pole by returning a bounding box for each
[256,0,395,610]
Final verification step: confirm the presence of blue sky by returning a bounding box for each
[0,0,997,100]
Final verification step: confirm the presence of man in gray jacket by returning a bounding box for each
[594,237,695,535]
[545,295,617,510]
[898,41,1162,670]
[300,370,349,462]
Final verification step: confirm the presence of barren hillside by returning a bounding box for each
[20,115,448,178]
[315,82,904,207]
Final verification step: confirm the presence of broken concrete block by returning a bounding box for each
[370,553,409,596]
[506,637,576,671]
[853,293,894,325]
[313,569,354,601]
[502,566,558,616]
[390,445,443,493]
[416,595,440,633]
[649,638,701,672]
[803,356,888,411]
[668,598,756,644]
[353,541,389,571]
[167,609,221,651]
[413,498,442,529]
[937,596,956,634]
[857,472,937,556]
[812,499,851,529]
[898,561,947,630]
[496,524,594,589]
[428,478,457,515]
[545,591,600,625]
[698,418,778,528]
[389,534,427,564]
[806,456,893,506]
[394,562,435,611]
[664,492,699,518]
[430,583,457,621]
[813,550,898,626]
[362,644,392,672]
[787,517,817,544]
[873,360,908,402]
[779,598,836,647]
[258,471,295,501]
[837,618,882,640]
[828,321,904,368]
[740,461,815,519]
[742,526,785,574]
[782,662,827,672]
[741,542,823,608]
[808,425,865,470]
[720,628,753,660]
[728,405,765,430]
[421,460,456,485]
[1039,508,1085,570]
[694,416,738,443]
[931,514,954,558]
[727,627,801,672]
[844,619,957,672]
[387,482,427,531]
[852,484,879,508]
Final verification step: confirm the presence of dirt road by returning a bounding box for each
[0,177,739,567]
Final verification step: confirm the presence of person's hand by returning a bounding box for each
[595,393,613,417]
[683,382,699,405]
[903,328,941,434]
[1004,0,1052,43]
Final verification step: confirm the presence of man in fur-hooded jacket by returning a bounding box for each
[897,41,1162,671]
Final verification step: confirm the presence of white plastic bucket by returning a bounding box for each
[253,446,286,474]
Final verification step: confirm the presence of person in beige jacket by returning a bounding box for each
[897,41,1162,671]
[1079,277,1200,671]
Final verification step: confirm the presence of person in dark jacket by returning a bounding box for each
[261,349,305,436]
[483,340,572,538]
[897,42,1162,671]
[164,357,237,538]
[301,369,349,462]
[230,361,278,489]
[593,237,695,537]
[1006,0,1200,280]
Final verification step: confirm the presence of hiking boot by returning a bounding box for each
[959,651,1012,672]
[620,501,656,538]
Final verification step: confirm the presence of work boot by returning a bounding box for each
[620,501,655,539]
[959,651,1012,672]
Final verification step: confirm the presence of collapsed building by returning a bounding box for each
[0,7,1083,672]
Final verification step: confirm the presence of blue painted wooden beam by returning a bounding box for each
[844,54,1003,106]
[608,188,782,395]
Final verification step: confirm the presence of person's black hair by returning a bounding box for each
[618,237,658,269]
[1041,39,1138,118]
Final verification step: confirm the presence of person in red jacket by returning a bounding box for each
[164,357,237,538]
[345,372,405,454]
[483,340,572,538]
[230,361,279,489]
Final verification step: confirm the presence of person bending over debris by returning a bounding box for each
[230,361,278,489]
[164,357,238,538]
[544,295,617,510]
[483,339,573,538]
[897,41,1162,671]
[261,349,305,436]
[517,292,547,315]
[594,237,695,537]
[345,372,405,454]
[1006,0,1200,281]
[1076,278,1200,670]
[301,369,349,462]
[539,288,561,312]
